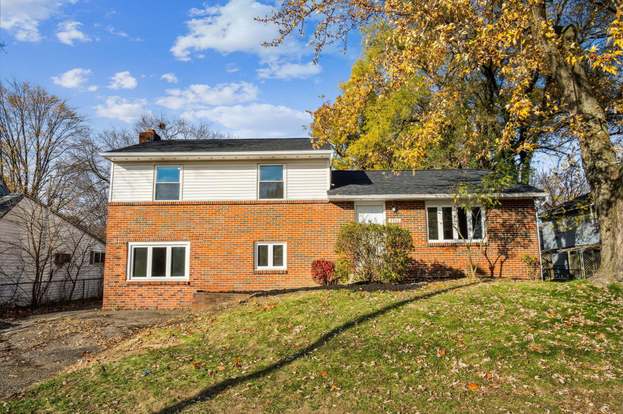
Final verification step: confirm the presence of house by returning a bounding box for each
[540,194,601,279]
[0,179,106,307]
[101,131,545,310]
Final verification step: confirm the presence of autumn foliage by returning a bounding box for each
[266,0,623,283]
[311,259,336,286]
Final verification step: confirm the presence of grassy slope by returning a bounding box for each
[2,279,623,414]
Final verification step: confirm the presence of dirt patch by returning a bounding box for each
[0,308,184,399]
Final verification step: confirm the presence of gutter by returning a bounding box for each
[327,192,548,201]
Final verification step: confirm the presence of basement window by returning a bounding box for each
[128,242,189,280]
[255,242,287,270]
[426,203,485,242]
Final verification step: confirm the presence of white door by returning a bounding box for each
[355,202,386,224]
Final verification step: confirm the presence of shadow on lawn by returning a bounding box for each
[158,280,480,413]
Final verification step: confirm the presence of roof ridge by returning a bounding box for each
[108,137,322,153]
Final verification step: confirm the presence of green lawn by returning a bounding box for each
[3,279,623,413]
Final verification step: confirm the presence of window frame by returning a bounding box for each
[257,164,286,200]
[90,251,105,265]
[425,202,486,243]
[254,242,287,271]
[153,165,183,201]
[127,241,190,281]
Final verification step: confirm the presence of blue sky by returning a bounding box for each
[0,0,360,137]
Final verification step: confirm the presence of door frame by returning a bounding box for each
[354,201,387,224]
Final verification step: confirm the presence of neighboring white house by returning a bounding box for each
[0,180,106,307]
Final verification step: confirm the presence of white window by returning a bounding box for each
[355,201,386,224]
[426,203,485,242]
[127,242,190,280]
[255,242,287,270]
[258,165,284,199]
[90,251,105,265]
[154,165,182,201]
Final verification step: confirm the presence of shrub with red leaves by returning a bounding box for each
[311,259,336,286]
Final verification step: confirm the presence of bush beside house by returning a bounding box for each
[335,222,414,283]
[311,259,337,286]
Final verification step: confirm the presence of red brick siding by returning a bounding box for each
[103,199,540,309]
[386,199,540,279]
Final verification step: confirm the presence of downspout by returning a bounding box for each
[107,162,114,202]
[535,207,544,281]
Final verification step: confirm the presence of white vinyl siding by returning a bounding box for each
[183,162,258,200]
[111,163,153,202]
[286,159,331,200]
[0,198,105,306]
[109,159,330,201]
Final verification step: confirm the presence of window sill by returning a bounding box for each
[427,240,487,247]
[126,279,190,285]
[254,269,288,275]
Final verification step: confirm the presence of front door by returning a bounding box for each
[355,202,386,224]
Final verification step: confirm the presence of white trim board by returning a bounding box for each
[101,150,333,162]
[328,192,547,201]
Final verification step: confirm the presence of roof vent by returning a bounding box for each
[139,129,161,144]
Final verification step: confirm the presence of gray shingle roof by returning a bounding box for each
[0,178,8,197]
[0,194,24,219]
[108,138,324,153]
[329,169,543,196]
[541,193,592,218]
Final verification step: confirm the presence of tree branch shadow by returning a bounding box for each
[157,281,480,413]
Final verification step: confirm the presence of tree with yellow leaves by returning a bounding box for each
[264,0,623,283]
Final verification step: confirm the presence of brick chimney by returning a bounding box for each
[139,128,161,144]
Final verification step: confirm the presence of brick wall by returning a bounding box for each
[387,199,540,279]
[103,199,540,309]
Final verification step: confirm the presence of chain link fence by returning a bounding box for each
[0,277,103,308]
[542,246,601,280]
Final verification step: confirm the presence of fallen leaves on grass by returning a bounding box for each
[467,382,480,391]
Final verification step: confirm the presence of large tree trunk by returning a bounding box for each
[532,4,623,283]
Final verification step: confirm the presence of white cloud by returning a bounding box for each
[225,63,239,73]
[108,71,138,90]
[156,82,258,110]
[258,61,322,80]
[161,73,178,84]
[105,25,142,42]
[0,0,71,42]
[182,103,311,137]
[51,68,92,89]
[56,20,90,45]
[171,0,298,61]
[95,96,147,123]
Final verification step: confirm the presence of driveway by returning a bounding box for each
[0,307,184,399]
